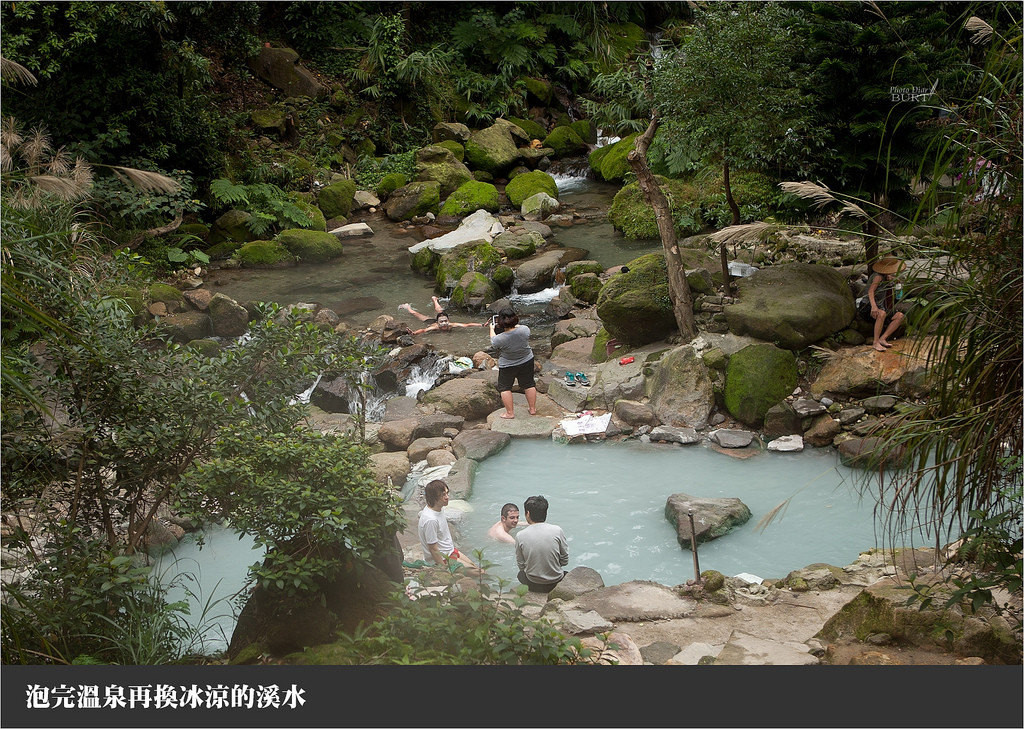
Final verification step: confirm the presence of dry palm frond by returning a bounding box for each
[110,166,180,194]
[778,180,839,209]
[965,16,994,45]
[807,344,840,361]
[708,221,778,247]
[0,56,37,86]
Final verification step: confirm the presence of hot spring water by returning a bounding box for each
[434,439,902,586]
[164,437,917,651]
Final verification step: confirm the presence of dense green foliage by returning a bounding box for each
[295,567,615,666]
[2,0,1021,663]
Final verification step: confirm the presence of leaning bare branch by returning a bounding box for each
[0,56,38,86]
[109,166,181,194]
[708,221,778,247]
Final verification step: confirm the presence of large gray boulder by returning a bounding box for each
[665,493,752,548]
[725,263,855,349]
[415,145,474,199]
[247,46,328,98]
[368,451,410,488]
[432,122,472,144]
[645,345,715,429]
[420,378,501,420]
[451,429,511,460]
[158,311,212,343]
[208,293,249,338]
[513,249,567,294]
[383,181,440,221]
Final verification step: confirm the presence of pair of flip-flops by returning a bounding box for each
[565,371,591,387]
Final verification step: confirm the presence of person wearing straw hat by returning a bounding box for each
[866,256,907,351]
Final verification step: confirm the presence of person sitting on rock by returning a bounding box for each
[865,257,911,351]
[399,296,485,335]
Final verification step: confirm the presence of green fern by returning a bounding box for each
[209,178,250,206]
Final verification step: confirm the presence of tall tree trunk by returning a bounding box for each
[721,158,740,296]
[627,112,697,343]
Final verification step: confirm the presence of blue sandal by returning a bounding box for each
[564,371,577,386]
[575,372,591,387]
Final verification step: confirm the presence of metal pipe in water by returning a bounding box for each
[688,510,701,583]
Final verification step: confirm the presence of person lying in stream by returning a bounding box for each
[399,296,486,335]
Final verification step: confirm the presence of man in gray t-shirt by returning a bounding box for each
[515,495,568,593]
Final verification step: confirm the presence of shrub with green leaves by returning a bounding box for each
[208,179,313,237]
[291,569,617,665]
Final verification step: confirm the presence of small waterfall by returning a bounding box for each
[404,358,449,399]
[596,128,620,147]
[346,370,389,423]
[290,372,323,406]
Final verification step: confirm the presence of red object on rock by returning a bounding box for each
[619,356,634,365]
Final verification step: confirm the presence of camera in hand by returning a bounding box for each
[490,315,504,334]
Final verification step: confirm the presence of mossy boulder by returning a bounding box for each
[595,253,676,346]
[250,105,288,135]
[505,170,558,208]
[464,124,521,177]
[542,125,588,158]
[178,223,210,241]
[609,176,704,240]
[439,180,500,217]
[210,209,256,244]
[435,140,465,162]
[383,181,440,221]
[592,132,639,182]
[569,119,598,145]
[415,145,474,198]
[411,247,441,276]
[318,180,357,220]
[507,116,547,141]
[187,338,222,357]
[523,77,553,105]
[275,229,343,263]
[569,272,603,303]
[591,327,615,363]
[236,240,293,267]
[376,173,408,199]
[290,198,327,231]
[492,230,542,260]
[205,239,244,260]
[435,242,503,293]
[564,259,604,282]
[492,264,515,291]
[451,271,502,309]
[149,282,185,307]
[723,343,798,427]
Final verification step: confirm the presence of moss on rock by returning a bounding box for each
[542,125,588,158]
[440,180,500,217]
[377,173,408,199]
[505,170,558,208]
[723,343,797,427]
[318,180,357,220]
[276,229,343,263]
[236,240,293,267]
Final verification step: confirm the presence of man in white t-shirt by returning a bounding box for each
[417,479,481,574]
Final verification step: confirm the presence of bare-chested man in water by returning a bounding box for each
[487,503,519,544]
